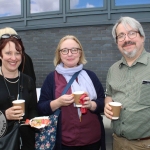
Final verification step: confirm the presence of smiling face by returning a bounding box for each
[0,41,22,74]
[116,23,144,59]
[59,39,81,68]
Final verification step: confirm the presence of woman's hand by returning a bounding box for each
[80,93,97,111]
[81,95,93,110]
[57,94,74,107]
[5,106,23,120]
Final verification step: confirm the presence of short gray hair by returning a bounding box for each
[112,17,145,43]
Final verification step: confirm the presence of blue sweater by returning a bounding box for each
[38,69,106,150]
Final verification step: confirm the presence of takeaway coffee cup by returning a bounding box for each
[109,102,122,120]
[73,91,84,107]
[12,100,25,116]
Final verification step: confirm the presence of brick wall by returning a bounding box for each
[17,23,150,89]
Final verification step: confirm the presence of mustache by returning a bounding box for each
[122,41,136,47]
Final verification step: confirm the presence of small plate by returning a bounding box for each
[30,116,49,129]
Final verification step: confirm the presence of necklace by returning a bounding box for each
[4,75,20,83]
[1,68,20,84]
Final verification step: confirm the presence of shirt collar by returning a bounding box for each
[119,49,148,68]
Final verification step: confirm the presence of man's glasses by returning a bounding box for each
[59,48,81,55]
[0,34,21,40]
[116,31,139,42]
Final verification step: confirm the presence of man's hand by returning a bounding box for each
[104,96,113,119]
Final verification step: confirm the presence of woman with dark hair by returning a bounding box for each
[0,29,38,150]
[0,27,36,83]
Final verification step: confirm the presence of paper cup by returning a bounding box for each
[109,102,122,120]
[73,91,84,107]
[12,99,25,116]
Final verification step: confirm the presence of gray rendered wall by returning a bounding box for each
[17,23,150,89]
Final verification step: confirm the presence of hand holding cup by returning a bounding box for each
[12,99,25,117]
[5,105,23,120]
[109,102,122,120]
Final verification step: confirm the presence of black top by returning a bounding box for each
[0,73,38,150]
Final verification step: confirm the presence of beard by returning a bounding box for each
[121,41,137,58]
[122,48,137,58]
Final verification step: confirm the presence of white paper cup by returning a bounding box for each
[12,99,25,116]
[109,102,122,120]
[72,91,84,107]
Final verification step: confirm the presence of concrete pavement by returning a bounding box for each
[102,115,113,150]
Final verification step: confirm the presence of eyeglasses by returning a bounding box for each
[0,34,21,40]
[116,31,139,42]
[59,48,81,55]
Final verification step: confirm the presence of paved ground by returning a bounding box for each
[102,115,113,150]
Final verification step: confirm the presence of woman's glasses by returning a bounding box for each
[59,48,81,55]
[0,34,21,40]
